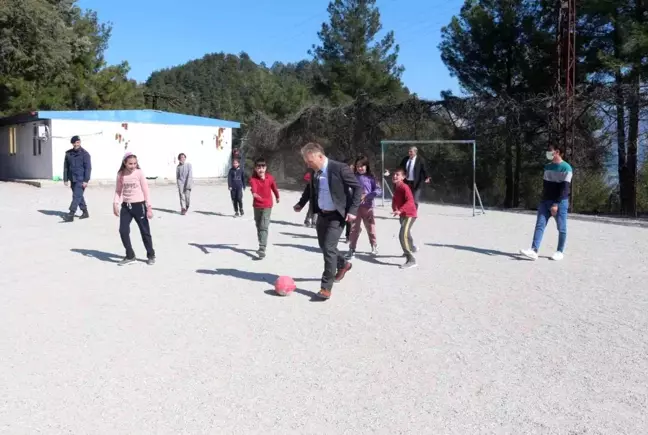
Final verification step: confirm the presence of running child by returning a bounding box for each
[249,158,280,259]
[227,158,247,217]
[176,153,193,215]
[346,156,382,259]
[113,152,156,265]
[520,144,572,261]
[391,168,417,269]
[303,169,317,228]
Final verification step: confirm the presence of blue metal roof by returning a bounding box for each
[36,110,240,128]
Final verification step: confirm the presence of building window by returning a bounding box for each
[33,125,42,156]
[8,127,17,156]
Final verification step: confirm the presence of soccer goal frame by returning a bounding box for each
[380,140,486,216]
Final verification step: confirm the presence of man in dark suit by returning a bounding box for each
[399,146,431,209]
[63,135,92,222]
[294,142,362,300]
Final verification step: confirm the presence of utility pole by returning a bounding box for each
[557,0,576,158]
[556,0,576,207]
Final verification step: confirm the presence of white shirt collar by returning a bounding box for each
[321,157,329,172]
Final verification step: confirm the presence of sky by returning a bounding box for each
[76,0,464,100]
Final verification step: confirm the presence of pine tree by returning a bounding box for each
[309,0,405,105]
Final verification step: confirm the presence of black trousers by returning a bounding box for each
[69,182,87,213]
[230,187,243,213]
[316,211,346,291]
[119,202,155,259]
[343,220,351,239]
[405,180,422,210]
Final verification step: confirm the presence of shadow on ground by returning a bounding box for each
[189,243,257,259]
[152,207,180,215]
[274,243,321,253]
[194,210,232,217]
[279,231,317,240]
[38,209,68,218]
[271,219,306,228]
[70,248,142,263]
[426,243,522,259]
[354,253,402,267]
[196,268,322,300]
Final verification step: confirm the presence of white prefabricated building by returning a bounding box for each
[0,110,240,181]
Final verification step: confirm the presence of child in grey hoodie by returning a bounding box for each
[176,153,193,215]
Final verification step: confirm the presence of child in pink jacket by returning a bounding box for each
[113,152,155,265]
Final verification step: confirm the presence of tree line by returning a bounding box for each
[2,0,648,215]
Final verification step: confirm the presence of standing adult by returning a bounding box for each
[176,153,193,215]
[63,135,92,222]
[399,146,431,209]
[294,142,362,300]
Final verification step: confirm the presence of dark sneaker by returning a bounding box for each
[257,250,266,259]
[234,212,240,218]
[344,249,355,260]
[181,208,187,215]
[79,210,89,219]
[334,262,352,282]
[63,212,75,222]
[400,259,417,269]
[240,211,244,217]
[146,257,156,265]
[118,257,136,266]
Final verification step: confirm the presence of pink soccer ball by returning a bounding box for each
[274,276,296,296]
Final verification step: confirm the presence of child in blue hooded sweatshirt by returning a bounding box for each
[227,158,247,217]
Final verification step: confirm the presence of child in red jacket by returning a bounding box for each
[392,168,418,269]
[249,158,280,259]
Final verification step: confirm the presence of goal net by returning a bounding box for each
[380,140,485,216]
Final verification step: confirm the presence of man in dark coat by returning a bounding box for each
[294,142,362,300]
[63,135,92,222]
[399,146,431,209]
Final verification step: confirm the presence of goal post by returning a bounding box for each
[380,139,485,216]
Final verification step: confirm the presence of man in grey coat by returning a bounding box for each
[176,153,193,215]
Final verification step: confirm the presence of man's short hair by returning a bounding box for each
[409,146,417,152]
[394,168,406,176]
[301,142,325,156]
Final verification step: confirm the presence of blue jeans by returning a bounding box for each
[531,199,568,252]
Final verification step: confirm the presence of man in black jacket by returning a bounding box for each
[399,146,431,209]
[294,142,362,300]
[63,135,92,222]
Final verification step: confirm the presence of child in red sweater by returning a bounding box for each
[249,158,280,259]
[392,168,418,269]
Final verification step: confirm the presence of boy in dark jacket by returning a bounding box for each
[227,158,247,217]
[302,171,317,228]
[392,168,418,269]
[63,135,92,222]
[249,158,279,259]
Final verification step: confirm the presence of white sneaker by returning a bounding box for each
[520,249,538,260]
[551,251,564,261]
[371,245,379,256]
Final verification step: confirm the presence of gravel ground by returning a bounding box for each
[0,182,647,434]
